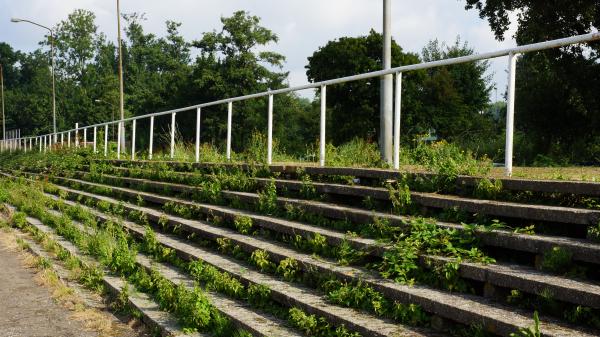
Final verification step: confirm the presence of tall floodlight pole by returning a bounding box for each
[117,0,126,153]
[380,0,393,164]
[11,18,57,140]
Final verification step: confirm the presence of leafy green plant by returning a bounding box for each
[250,249,275,272]
[233,215,253,235]
[587,222,600,243]
[276,257,300,282]
[541,246,573,274]
[258,179,278,215]
[474,178,503,200]
[388,181,412,214]
[510,311,541,337]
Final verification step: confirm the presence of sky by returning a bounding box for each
[0,0,518,101]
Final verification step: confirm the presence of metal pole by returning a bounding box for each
[29,137,32,151]
[267,94,273,165]
[93,126,97,153]
[131,119,136,160]
[393,72,402,170]
[505,52,518,177]
[68,131,71,148]
[149,116,154,160]
[60,132,63,147]
[75,123,79,148]
[380,0,393,164]
[39,136,42,152]
[117,0,126,152]
[195,107,201,163]
[50,30,56,139]
[170,112,176,159]
[104,124,108,157]
[117,122,121,159]
[226,102,232,160]
[320,85,327,167]
[83,128,87,148]
[0,64,5,142]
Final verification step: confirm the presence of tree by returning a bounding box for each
[418,38,493,141]
[306,30,422,145]
[464,0,600,163]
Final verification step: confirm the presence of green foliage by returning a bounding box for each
[288,307,361,337]
[587,222,600,243]
[465,0,600,164]
[250,249,275,273]
[233,215,253,235]
[388,181,412,214]
[541,247,573,274]
[474,178,503,200]
[510,311,541,337]
[276,257,300,282]
[258,179,278,215]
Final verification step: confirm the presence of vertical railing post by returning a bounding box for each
[75,123,79,148]
[93,126,97,153]
[131,119,136,161]
[149,116,154,160]
[60,132,64,147]
[104,124,108,157]
[393,72,402,170]
[117,122,121,159]
[170,112,176,159]
[320,85,327,167]
[227,102,232,160]
[195,107,201,163]
[44,135,47,153]
[83,128,87,148]
[68,131,71,148]
[30,138,32,151]
[267,94,273,165]
[505,52,518,177]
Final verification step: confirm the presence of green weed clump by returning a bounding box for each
[410,140,491,190]
[323,138,385,168]
[510,311,541,337]
[540,247,573,274]
[587,222,600,243]
[233,215,253,234]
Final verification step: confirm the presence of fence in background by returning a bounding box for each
[1,32,599,176]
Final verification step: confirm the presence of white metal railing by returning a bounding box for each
[2,32,599,176]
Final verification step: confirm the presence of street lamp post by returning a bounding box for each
[11,18,57,140]
[117,0,126,153]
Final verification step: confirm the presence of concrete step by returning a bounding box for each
[31,172,600,266]
[42,181,598,337]
[97,159,600,196]
[26,207,301,337]
[45,176,600,310]
[13,212,207,337]
[254,178,600,225]
[53,196,438,337]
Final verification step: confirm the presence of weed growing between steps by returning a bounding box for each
[38,183,372,337]
[49,171,497,296]
[0,179,250,336]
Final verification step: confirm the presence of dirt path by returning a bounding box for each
[0,228,148,337]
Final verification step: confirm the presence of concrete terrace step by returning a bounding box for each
[31,172,600,266]
[25,204,301,337]
[45,176,600,310]
[16,213,208,337]
[253,178,600,225]
[98,159,600,196]
[41,182,598,337]
[53,197,437,337]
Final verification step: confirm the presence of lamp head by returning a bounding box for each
[10,18,23,23]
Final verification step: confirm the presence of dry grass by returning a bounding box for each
[0,223,145,337]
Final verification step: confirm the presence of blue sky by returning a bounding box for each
[0,0,518,101]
